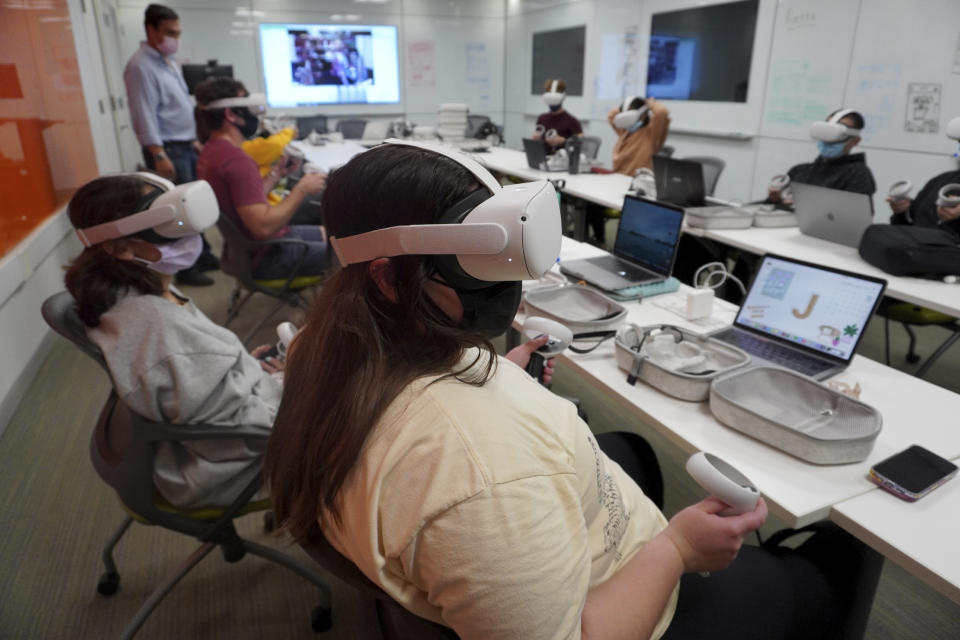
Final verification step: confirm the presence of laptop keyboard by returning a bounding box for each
[715,330,833,377]
[587,256,657,282]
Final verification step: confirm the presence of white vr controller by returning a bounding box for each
[686,452,760,516]
[936,183,960,208]
[521,316,573,383]
[888,179,913,202]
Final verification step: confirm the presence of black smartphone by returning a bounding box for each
[868,445,958,502]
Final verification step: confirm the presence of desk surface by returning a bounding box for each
[831,461,960,605]
[289,140,369,173]
[529,239,960,529]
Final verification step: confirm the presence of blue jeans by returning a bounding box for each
[142,140,196,184]
[252,225,330,280]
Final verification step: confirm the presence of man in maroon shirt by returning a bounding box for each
[532,78,583,154]
[194,78,329,279]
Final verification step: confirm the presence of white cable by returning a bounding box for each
[693,261,746,297]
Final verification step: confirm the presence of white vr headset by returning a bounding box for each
[947,116,960,141]
[199,92,267,115]
[543,80,565,107]
[613,96,651,130]
[809,108,862,143]
[75,172,219,247]
[330,139,562,282]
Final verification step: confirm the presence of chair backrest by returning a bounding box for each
[335,118,368,139]
[41,290,110,374]
[302,530,459,640]
[296,115,329,138]
[580,135,602,159]
[466,114,491,138]
[656,145,675,157]
[682,155,726,196]
[215,213,258,285]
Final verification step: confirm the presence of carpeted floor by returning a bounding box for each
[1,227,958,638]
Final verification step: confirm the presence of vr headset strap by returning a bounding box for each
[331,223,508,266]
[76,204,178,247]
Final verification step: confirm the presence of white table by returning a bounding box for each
[289,140,369,173]
[830,457,960,605]
[525,239,960,531]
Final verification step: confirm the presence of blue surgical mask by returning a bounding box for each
[132,234,203,274]
[627,118,648,133]
[817,140,846,159]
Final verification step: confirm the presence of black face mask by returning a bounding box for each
[234,107,261,139]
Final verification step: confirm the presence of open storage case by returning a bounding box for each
[709,367,882,464]
[614,325,751,401]
[523,285,627,332]
[684,206,754,229]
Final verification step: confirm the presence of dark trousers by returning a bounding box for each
[594,431,882,640]
[252,225,330,280]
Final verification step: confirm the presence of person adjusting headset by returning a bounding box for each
[263,140,880,640]
[194,78,331,280]
[64,172,289,509]
[608,95,671,176]
[889,116,960,238]
[532,78,583,155]
[768,108,876,206]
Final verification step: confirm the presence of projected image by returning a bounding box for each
[259,23,399,107]
[289,28,373,87]
[646,36,696,100]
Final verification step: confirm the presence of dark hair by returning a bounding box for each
[265,144,493,542]
[194,77,247,143]
[144,4,178,31]
[628,97,648,111]
[64,176,163,328]
[830,109,865,132]
[543,78,567,93]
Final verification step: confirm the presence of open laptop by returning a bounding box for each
[652,156,706,207]
[522,138,565,172]
[559,195,685,291]
[791,182,874,248]
[709,254,887,380]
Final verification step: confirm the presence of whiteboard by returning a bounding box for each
[759,0,861,140]
[844,0,960,154]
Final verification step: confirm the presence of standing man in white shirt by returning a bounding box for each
[123,3,217,286]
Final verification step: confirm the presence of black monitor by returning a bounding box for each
[182,60,233,94]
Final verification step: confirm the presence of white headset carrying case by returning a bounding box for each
[709,367,882,464]
[522,285,627,333]
[683,206,755,230]
[614,325,752,402]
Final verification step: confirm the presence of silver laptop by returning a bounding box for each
[791,182,874,248]
[709,254,886,380]
[560,195,685,292]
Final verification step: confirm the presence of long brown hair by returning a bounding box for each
[64,176,164,327]
[265,145,497,542]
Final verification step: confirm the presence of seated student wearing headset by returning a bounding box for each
[193,78,330,280]
[64,173,285,509]
[532,78,583,154]
[888,116,960,239]
[768,109,877,205]
[265,141,882,640]
[585,96,671,245]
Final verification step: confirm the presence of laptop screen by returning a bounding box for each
[735,255,886,362]
[613,196,685,276]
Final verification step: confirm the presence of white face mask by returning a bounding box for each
[158,35,178,56]
[132,234,202,274]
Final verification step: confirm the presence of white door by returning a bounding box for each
[93,0,142,170]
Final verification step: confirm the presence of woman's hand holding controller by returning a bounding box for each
[661,497,768,574]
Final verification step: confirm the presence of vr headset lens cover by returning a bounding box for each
[75,173,219,247]
[809,109,862,142]
[330,139,562,283]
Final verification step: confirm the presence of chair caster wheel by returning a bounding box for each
[97,571,120,596]
[263,510,276,533]
[311,605,332,632]
[906,353,921,364]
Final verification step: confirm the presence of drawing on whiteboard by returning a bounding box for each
[764,60,832,128]
[594,27,641,105]
[784,7,816,30]
[466,42,490,107]
[408,40,435,88]
[905,82,941,133]
[847,63,901,136]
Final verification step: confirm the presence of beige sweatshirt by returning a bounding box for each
[608,101,671,176]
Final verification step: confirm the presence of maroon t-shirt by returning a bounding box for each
[197,138,287,239]
[535,110,583,153]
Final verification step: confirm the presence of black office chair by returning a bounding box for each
[881,302,960,378]
[656,145,675,157]
[682,155,726,196]
[216,214,325,345]
[580,135,602,160]
[296,115,329,138]
[335,118,368,139]
[301,529,458,640]
[41,291,333,640]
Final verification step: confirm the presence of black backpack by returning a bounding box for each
[859,224,960,278]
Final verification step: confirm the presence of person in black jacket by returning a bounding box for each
[888,116,960,240]
[768,109,877,205]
